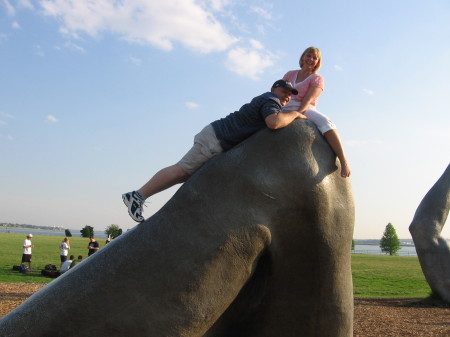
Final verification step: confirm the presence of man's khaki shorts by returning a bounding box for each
[177,124,223,175]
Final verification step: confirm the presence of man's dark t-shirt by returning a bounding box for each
[211,92,282,151]
[88,240,99,256]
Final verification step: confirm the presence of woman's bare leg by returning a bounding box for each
[323,130,351,178]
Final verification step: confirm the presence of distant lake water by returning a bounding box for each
[0,227,108,239]
[354,244,417,257]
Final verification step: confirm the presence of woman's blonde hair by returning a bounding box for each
[299,46,322,73]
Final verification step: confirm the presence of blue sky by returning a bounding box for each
[1,0,449,239]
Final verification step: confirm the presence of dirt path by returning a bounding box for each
[1,283,449,336]
[354,298,449,336]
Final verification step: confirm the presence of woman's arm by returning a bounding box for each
[294,86,323,116]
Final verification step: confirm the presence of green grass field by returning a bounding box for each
[0,233,432,298]
[351,254,430,297]
[0,233,100,284]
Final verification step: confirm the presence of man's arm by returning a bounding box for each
[264,110,304,130]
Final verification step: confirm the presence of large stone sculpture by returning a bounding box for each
[0,120,355,337]
[409,164,450,303]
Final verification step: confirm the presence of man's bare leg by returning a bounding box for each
[138,164,191,199]
[123,164,191,222]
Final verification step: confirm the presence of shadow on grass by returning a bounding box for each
[0,268,52,283]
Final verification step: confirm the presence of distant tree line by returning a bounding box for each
[1,223,64,230]
[79,224,123,239]
[1,222,125,240]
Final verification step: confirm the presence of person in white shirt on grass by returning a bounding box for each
[60,255,74,273]
[21,234,34,272]
[59,237,71,268]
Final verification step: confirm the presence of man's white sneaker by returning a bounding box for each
[122,191,145,222]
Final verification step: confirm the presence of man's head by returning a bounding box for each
[27,234,33,239]
[90,236,95,241]
[271,80,298,106]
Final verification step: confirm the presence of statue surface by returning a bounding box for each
[0,120,355,336]
[409,164,450,303]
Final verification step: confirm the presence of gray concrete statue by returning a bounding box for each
[0,120,355,337]
[409,164,450,303]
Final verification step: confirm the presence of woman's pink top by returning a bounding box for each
[282,70,324,107]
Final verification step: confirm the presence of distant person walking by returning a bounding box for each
[87,237,99,256]
[59,237,71,267]
[21,234,34,272]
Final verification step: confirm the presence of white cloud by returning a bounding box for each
[0,133,13,141]
[17,1,280,80]
[250,6,272,20]
[36,45,44,57]
[62,41,85,53]
[200,0,231,12]
[362,88,374,95]
[39,0,238,53]
[2,0,15,16]
[0,120,5,125]
[185,101,200,109]
[128,56,142,66]
[225,39,275,79]
[249,39,263,49]
[53,41,85,53]
[0,111,14,119]
[12,21,20,29]
[17,0,34,10]
[46,115,58,122]
[1,0,33,17]
[255,24,266,35]
[334,64,343,71]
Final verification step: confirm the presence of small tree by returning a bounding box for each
[351,239,355,251]
[105,224,122,239]
[380,223,401,256]
[65,229,72,237]
[80,225,94,238]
